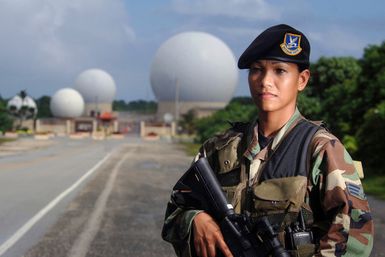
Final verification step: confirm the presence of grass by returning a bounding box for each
[180,142,201,157]
[0,138,16,145]
[362,175,385,200]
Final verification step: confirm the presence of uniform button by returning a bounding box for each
[224,160,230,166]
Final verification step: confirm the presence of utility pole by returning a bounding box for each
[175,77,180,122]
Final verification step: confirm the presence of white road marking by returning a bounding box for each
[68,149,132,257]
[0,151,114,256]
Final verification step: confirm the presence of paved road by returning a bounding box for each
[21,139,191,257]
[0,136,135,257]
[368,196,385,257]
[1,137,383,256]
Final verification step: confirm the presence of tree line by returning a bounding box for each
[184,41,385,177]
[112,99,157,113]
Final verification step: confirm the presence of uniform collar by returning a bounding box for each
[244,108,303,161]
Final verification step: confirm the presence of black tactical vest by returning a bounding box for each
[259,119,321,181]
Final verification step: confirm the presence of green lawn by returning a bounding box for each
[0,138,16,145]
[180,142,201,157]
[362,175,385,200]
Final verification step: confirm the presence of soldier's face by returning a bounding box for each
[248,60,309,115]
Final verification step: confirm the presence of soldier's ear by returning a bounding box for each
[298,69,310,92]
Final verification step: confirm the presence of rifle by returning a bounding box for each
[172,157,290,257]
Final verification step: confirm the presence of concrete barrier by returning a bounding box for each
[110,134,125,139]
[34,134,50,140]
[69,133,86,139]
[92,132,105,140]
[4,132,18,138]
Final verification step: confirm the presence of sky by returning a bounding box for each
[0,0,384,102]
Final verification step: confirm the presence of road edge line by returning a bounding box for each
[67,150,131,257]
[0,151,114,256]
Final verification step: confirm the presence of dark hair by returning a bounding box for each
[298,63,309,72]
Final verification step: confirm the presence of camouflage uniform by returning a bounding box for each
[162,109,374,257]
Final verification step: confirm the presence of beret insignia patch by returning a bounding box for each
[280,33,302,56]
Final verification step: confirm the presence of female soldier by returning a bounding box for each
[162,24,373,257]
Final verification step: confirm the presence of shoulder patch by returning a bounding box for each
[346,182,367,200]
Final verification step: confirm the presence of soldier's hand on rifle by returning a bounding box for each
[193,212,233,257]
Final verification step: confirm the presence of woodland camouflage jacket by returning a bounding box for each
[162,109,374,257]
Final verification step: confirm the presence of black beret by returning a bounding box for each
[238,24,310,69]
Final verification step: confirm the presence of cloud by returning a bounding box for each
[309,26,368,59]
[171,0,281,21]
[0,0,135,97]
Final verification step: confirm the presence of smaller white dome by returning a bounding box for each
[74,69,116,103]
[22,96,37,109]
[22,96,38,117]
[7,95,23,113]
[50,88,85,118]
[7,95,38,117]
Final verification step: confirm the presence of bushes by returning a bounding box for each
[194,97,256,143]
[0,100,13,132]
[356,101,385,175]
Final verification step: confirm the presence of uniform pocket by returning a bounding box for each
[217,168,242,209]
[222,181,247,214]
[252,176,307,214]
[216,136,242,173]
[221,185,237,204]
[289,243,316,257]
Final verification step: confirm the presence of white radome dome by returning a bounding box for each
[7,95,23,113]
[7,95,37,117]
[74,69,116,103]
[50,88,84,118]
[22,96,38,117]
[23,96,37,109]
[150,31,238,102]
